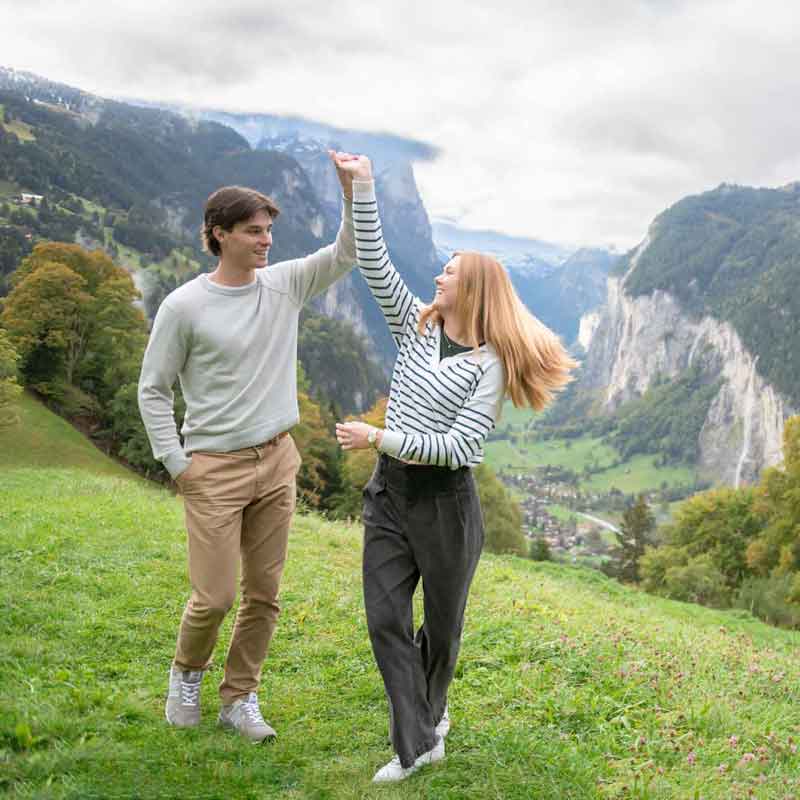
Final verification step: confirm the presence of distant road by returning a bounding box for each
[576,512,620,533]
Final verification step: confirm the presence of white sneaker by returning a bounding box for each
[435,706,450,739]
[165,666,204,727]
[372,736,445,783]
[218,692,276,743]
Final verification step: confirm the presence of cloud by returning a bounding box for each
[4,0,800,247]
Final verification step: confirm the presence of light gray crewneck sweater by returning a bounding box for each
[137,198,355,478]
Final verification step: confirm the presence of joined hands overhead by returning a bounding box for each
[328,151,373,199]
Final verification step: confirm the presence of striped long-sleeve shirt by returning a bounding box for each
[352,180,505,469]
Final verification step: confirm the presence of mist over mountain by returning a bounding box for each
[432,220,573,267]
[199,110,439,168]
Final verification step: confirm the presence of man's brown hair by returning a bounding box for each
[201,186,281,257]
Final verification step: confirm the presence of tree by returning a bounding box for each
[1,242,145,399]
[748,416,800,574]
[746,415,800,603]
[291,364,346,512]
[530,537,551,561]
[0,328,22,428]
[610,494,655,583]
[661,553,730,607]
[474,463,527,557]
[1,260,91,387]
[651,486,761,590]
[335,397,389,518]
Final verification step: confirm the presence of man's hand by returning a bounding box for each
[336,420,380,450]
[328,151,373,199]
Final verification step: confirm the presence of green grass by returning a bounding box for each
[485,435,618,473]
[0,103,35,141]
[498,400,541,430]
[74,196,107,217]
[583,455,696,493]
[485,434,697,496]
[0,178,20,198]
[0,392,130,478]
[2,118,36,142]
[2,463,800,798]
[545,503,579,522]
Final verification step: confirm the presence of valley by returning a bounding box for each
[484,401,705,565]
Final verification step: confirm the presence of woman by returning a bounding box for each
[332,152,577,783]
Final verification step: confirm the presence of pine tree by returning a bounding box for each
[612,494,655,583]
[530,537,552,561]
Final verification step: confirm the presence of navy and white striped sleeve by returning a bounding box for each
[352,180,420,347]
[379,359,506,468]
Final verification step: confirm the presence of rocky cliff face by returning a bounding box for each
[579,234,794,485]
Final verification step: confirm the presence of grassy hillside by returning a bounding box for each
[2,463,799,798]
[0,391,130,477]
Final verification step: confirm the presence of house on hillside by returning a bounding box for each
[18,193,44,206]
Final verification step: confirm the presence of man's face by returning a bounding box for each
[215,210,273,270]
[433,255,461,313]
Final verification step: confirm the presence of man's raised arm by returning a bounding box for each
[283,151,361,305]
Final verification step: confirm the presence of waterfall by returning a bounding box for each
[687,329,705,366]
[734,358,758,488]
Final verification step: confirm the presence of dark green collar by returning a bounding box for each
[440,327,476,361]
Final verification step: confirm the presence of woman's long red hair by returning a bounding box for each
[418,251,578,411]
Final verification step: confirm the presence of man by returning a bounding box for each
[138,152,357,742]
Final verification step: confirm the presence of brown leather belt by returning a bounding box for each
[259,431,288,447]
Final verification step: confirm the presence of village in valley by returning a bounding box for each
[499,466,619,565]
[485,405,708,567]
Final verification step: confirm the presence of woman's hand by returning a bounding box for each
[328,151,373,199]
[336,421,379,450]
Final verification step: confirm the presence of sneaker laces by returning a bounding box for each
[180,673,202,706]
[242,693,266,726]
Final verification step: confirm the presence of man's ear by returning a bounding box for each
[212,225,225,248]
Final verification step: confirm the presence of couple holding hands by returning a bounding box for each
[137,152,575,782]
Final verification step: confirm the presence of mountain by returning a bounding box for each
[0,66,387,410]
[433,221,617,343]
[196,109,439,167]
[577,182,800,485]
[432,220,572,267]
[251,133,442,360]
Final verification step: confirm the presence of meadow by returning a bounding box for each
[2,402,799,798]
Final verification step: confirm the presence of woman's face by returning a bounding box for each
[434,256,461,313]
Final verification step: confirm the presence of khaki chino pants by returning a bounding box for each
[173,433,301,703]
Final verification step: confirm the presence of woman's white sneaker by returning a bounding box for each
[372,736,445,783]
[435,706,450,739]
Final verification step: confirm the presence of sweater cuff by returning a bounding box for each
[342,192,354,218]
[163,449,191,479]
[378,429,404,458]
[352,180,376,203]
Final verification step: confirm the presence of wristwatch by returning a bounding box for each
[367,427,379,448]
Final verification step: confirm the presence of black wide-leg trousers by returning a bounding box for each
[362,454,484,768]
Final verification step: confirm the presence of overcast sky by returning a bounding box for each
[4,0,800,249]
